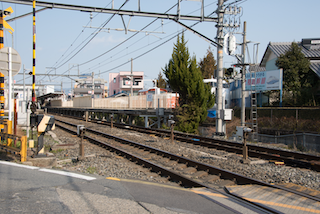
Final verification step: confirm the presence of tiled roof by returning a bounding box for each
[310,60,320,78]
[269,42,320,58]
[260,39,320,78]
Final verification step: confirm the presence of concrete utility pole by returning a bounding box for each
[92,72,94,98]
[215,0,224,135]
[130,58,133,96]
[241,21,247,126]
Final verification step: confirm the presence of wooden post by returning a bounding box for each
[171,123,174,144]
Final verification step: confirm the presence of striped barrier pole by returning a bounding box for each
[30,0,37,114]
[0,11,4,132]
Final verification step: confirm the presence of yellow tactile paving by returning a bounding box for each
[226,185,320,214]
[244,197,320,214]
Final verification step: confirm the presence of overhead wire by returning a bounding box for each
[55,0,130,70]
[98,10,218,75]
[42,1,218,83]
[78,4,178,67]
[45,0,131,83]
[79,1,218,73]
[49,2,179,82]
[38,1,113,82]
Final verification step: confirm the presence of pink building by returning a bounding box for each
[109,71,144,96]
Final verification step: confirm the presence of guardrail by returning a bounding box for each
[0,119,27,162]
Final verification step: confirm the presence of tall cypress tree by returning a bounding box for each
[163,34,214,133]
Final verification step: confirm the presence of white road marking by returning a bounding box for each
[39,168,96,180]
[0,161,96,181]
[0,160,40,169]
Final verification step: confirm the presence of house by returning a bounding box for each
[109,71,144,96]
[260,38,320,105]
[73,76,106,98]
[260,38,320,77]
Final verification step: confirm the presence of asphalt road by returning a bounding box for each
[0,160,259,214]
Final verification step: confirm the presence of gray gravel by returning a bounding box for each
[46,116,320,192]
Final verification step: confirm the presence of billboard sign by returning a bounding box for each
[245,69,283,91]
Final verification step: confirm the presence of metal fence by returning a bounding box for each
[249,133,320,153]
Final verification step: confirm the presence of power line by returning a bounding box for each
[38,1,114,82]
[55,0,130,70]
[78,4,178,67]
[79,2,217,73]
[99,22,201,75]
[49,3,178,82]
[43,2,217,83]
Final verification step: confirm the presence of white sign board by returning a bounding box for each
[245,69,283,91]
[224,109,233,121]
[0,47,21,76]
[146,93,153,101]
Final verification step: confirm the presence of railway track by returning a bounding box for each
[54,118,320,213]
[52,113,320,172]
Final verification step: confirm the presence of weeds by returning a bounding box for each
[86,166,97,174]
[51,149,64,154]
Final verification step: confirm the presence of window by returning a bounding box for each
[113,78,116,83]
[123,78,130,86]
[113,90,116,95]
[133,78,141,85]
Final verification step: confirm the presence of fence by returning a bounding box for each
[249,132,320,153]
[234,107,320,121]
[0,119,27,162]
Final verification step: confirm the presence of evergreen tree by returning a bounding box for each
[156,71,167,89]
[199,47,217,79]
[163,34,214,133]
[276,42,317,105]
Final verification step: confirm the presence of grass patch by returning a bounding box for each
[86,166,97,174]
[51,149,64,154]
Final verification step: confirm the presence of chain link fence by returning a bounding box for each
[249,133,320,153]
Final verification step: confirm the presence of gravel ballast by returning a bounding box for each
[44,116,320,191]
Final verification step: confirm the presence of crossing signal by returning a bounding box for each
[1,7,14,34]
[225,67,234,76]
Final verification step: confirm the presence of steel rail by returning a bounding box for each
[55,118,320,203]
[52,112,320,171]
[84,116,320,171]
[54,121,283,214]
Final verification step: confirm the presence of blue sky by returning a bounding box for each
[1,0,320,92]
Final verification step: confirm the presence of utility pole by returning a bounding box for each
[92,72,94,98]
[215,0,224,135]
[241,21,247,126]
[130,58,133,96]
